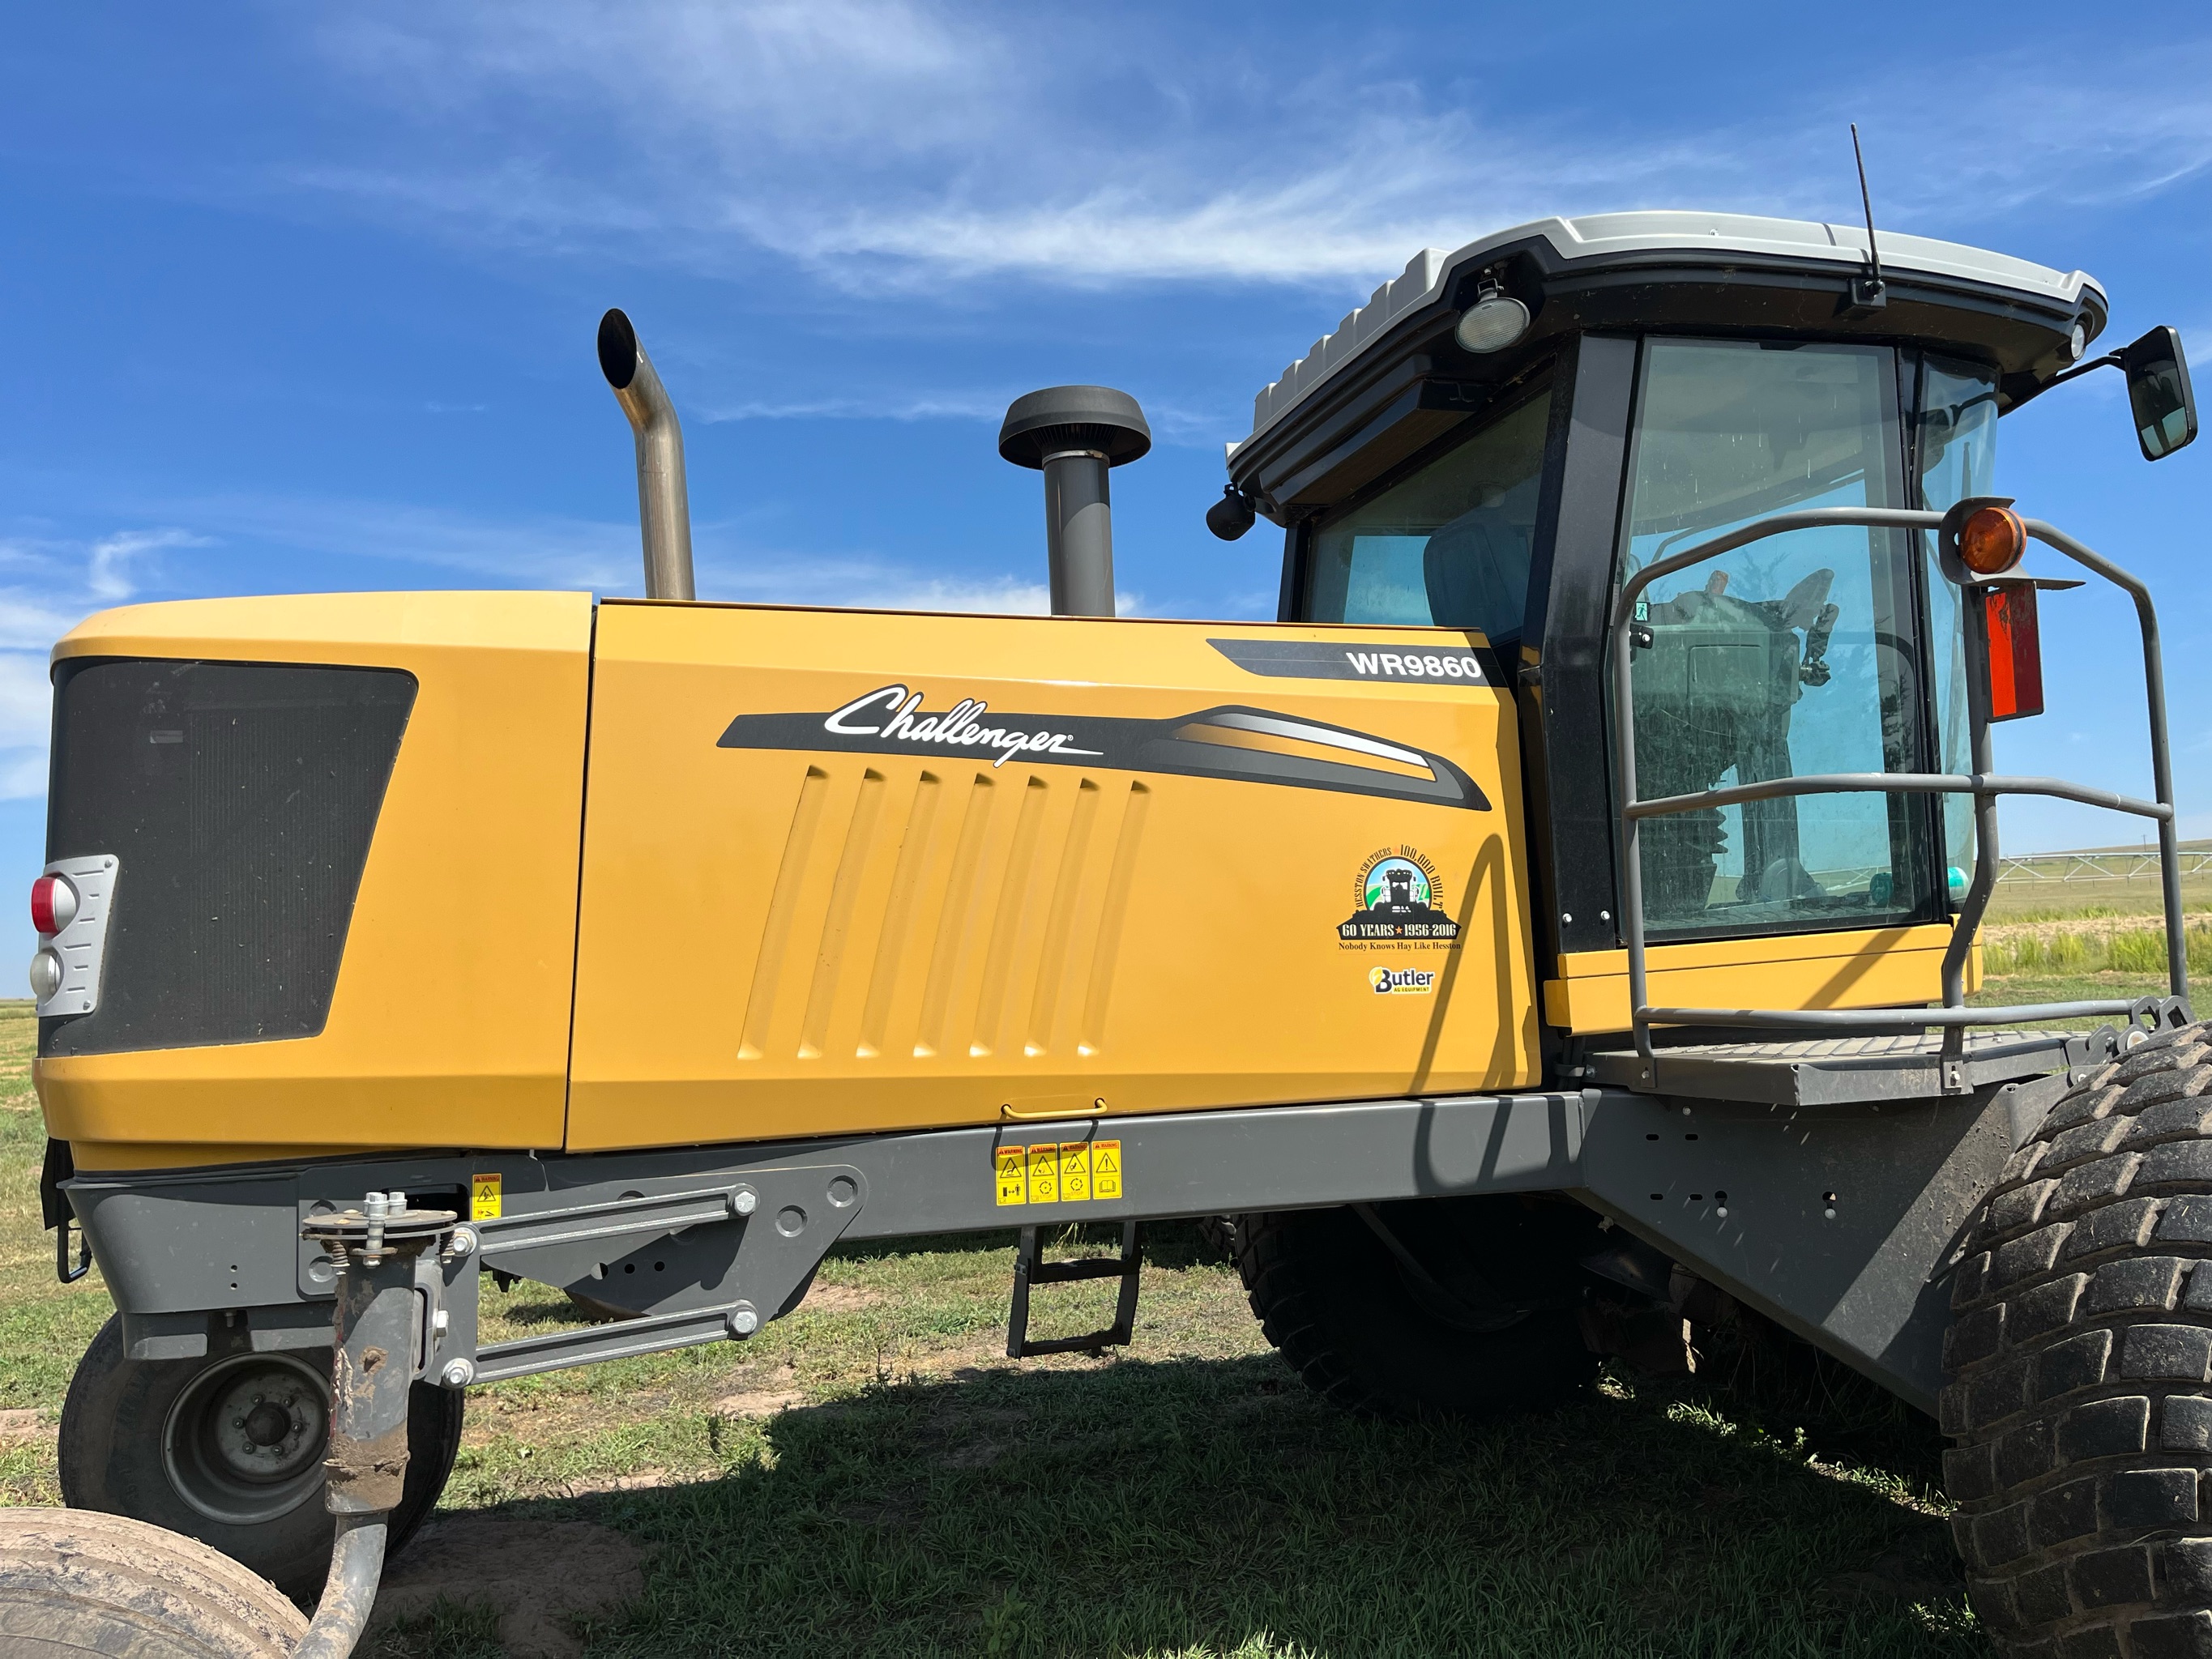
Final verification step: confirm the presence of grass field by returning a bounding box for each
[1,902,2196,1655]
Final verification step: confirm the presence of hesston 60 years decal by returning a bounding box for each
[1339,845,1462,945]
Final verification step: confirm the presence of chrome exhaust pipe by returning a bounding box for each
[596,309,696,601]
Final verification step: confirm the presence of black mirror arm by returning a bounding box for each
[2006,351,2124,412]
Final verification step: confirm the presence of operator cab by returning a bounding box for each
[1222,212,2192,991]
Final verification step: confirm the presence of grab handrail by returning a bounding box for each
[1606,506,2185,1062]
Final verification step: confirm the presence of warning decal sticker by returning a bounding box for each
[1091,1141,1122,1201]
[471,1172,503,1221]
[994,1139,1125,1206]
[994,1146,1027,1207]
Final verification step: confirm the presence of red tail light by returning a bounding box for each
[30,873,78,935]
[1984,581,2045,722]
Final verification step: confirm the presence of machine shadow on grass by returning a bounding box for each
[375,1337,1984,1659]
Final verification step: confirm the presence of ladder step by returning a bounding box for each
[1006,1222,1141,1359]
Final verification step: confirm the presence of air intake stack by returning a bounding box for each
[998,386,1150,616]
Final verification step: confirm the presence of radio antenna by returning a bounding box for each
[1849,123,1885,309]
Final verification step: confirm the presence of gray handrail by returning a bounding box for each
[1606,506,2184,1062]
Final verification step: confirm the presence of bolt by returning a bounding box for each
[433,1308,450,1334]
[728,1307,760,1337]
[447,1226,477,1259]
[440,1358,475,1388]
[730,1188,758,1218]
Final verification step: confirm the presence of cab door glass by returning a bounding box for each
[1915,356,2000,889]
[1307,386,1552,639]
[1618,339,1932,937]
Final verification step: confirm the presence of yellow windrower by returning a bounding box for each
[36,588,1979,1174]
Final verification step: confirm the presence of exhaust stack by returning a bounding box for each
[998,386,1150,616]
[597,309,696,601]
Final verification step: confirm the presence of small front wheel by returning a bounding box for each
[0,1507,306,1657]
[58,1314,463,1601]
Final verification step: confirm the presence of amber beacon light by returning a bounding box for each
[1958,503,2027,576]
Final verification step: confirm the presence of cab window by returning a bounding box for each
[1616,337,1938,940]
[1305,385,1553,640]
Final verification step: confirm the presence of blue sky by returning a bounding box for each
[3,2,2209,966]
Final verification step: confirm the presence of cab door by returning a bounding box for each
[564,600,1538,1152]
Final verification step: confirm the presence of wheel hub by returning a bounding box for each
[162,1352,331,1526]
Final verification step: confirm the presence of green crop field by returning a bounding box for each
[6,906,2196,1656]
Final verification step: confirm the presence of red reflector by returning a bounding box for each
[29,874,60,935]
[1984,580,2044,722]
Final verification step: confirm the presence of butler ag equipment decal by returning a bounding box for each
[1369,966,1437,995]
[717,684,1491,812]
[1339,845,1462,945]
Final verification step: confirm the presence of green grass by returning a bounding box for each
[0,999,1992,1655]
[1983,866,2212,925]
[1980,919,2212,979]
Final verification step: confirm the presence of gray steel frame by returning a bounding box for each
[1608,506,2186,1060]
[65,1066,2114,1415]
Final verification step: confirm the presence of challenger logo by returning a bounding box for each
[1339,845,1461,945]
[716,685,1493,812]
[822,685,1098,770]
[1369,966,1436,995]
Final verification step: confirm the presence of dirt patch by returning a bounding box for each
[555,1467,675,1499]
[939,1439,1008,1469]
[799,1282,883,1313]
[372,1515,647,1659]
[711,1387,808,1418]
[0,1409,45,1444]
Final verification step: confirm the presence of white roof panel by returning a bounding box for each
[1239,211,2104,450]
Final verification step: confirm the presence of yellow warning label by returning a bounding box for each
[1091,1141,1122,1201]
[470,1172,502,1221]
[992,1141,1125,1205]
[1058,1141,1091,1203]
[994,1145,1027,1206]
[1026,1143,1060,1205]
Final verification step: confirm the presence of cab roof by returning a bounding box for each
[1235,211,2108,460]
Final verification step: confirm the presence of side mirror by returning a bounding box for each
[2120,326,2198,461]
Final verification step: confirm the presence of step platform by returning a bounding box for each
[1585,1027,2112,1107]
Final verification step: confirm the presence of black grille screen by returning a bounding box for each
[43,659,417,1056]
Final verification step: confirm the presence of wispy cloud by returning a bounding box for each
[0,527,221,799]
[280,6,2212,294]
[699,392,1012,425]
[88,527,211,601]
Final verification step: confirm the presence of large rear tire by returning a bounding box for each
[0,1508,307,1657]
[1233,1195,1603,1421]
[1944,1018,2212,1655]
[58,1313,464,1601]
